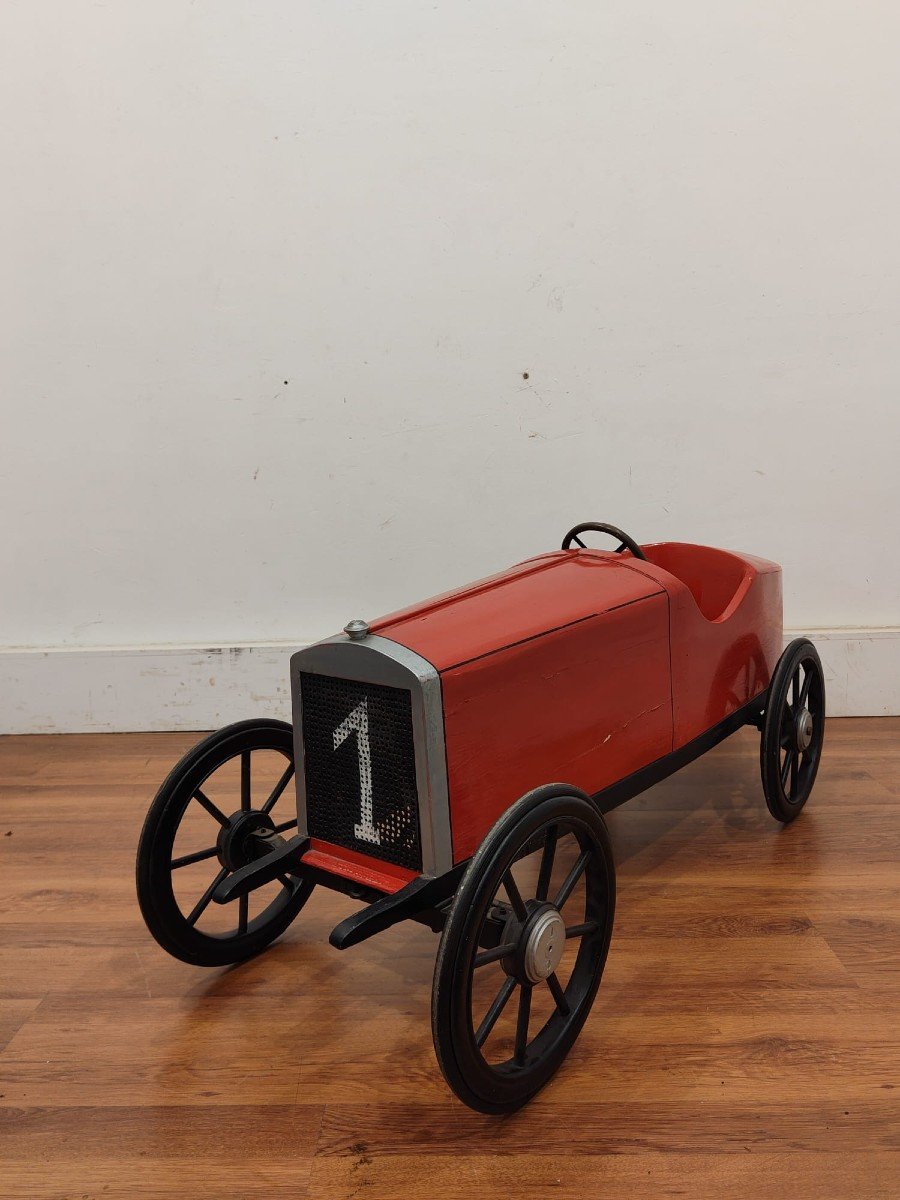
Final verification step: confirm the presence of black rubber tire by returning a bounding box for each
[432,784,616,1113]
[136,719,313,966]
[761,639,826,823]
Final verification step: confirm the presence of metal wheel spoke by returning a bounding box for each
[790,748,799,797]
[791,667,801,709]
[780,748,793,788]
[514,983,533,1064]
[186,866,228,927]
[171,845,219,870]
[546,971,570,1016]
[554,850,590,911]
[271,817,298,834]
[475,975,517,1047]
[565,920,598,939]
[474,943,517,969]
[535,825,558,902]
[193,788,229,828]
[262,763,295,815]
[780,710,793,744]
[799,668,813,708]
[237,893,248,936]
[503,871,528,922]
[240,751,252,812]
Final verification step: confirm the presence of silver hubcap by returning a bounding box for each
[523,908,566,983]
[796,708,814,752]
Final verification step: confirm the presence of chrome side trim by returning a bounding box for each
[289,633,453,878]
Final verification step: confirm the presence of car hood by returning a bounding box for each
[369,551,665,672]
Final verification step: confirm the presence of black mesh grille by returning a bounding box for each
[300,672,422,871]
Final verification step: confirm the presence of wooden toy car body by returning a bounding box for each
[137,523,825,1113]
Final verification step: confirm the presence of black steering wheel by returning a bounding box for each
[561,521,646,561]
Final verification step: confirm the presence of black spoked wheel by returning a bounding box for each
[136,719,314,966]
[432,785,616,1113]
[761,639,826,823]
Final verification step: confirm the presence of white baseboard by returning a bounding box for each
[0,629,897,733]
[0,642,300,734]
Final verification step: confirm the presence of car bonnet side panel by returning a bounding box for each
[440,592,673,863]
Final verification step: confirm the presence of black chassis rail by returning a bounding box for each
[213,690,767,950]
[213,833,468,946]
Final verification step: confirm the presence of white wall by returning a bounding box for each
[2,3,898,728]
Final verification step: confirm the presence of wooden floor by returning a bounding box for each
[0,719,897,1199]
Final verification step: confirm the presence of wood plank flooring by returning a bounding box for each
[0,718,897,1198]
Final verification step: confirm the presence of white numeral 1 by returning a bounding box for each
[333,698,380,845]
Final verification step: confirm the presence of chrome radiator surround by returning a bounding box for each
[290,634,453,878]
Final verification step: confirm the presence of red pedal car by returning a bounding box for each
[137,522,826,1112]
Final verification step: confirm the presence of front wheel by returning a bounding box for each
[432,785,616,1113]
[136,719,314,966]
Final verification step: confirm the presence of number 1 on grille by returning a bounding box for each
[332,698,381,845]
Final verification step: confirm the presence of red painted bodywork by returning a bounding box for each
[302,542,782,878]
[637,544,782,747]
[304,839,416,895]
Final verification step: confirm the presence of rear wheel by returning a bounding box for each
[432,785,616,1113]
[760,639,826,822]
[136,719,313,966]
